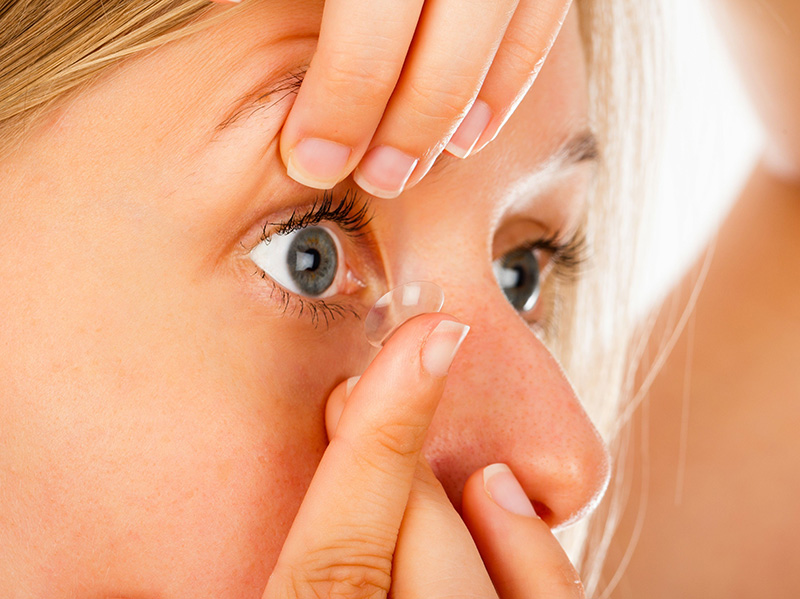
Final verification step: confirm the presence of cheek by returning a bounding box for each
[3,333,322,595]
[0,215,370,596]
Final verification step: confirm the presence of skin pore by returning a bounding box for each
[0,2,607,597]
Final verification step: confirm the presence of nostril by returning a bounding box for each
[521,440,611,530]
[532,500,553,523]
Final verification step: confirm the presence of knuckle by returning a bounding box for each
[500,33,546,75]
[367,420,427,460]
[288,547,393,599]
[321,44,398,105]
[405,73,472,124]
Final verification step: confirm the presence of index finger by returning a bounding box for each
[263,314,469,599]
[278,0,425,191]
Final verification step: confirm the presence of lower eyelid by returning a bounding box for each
[245,229,375,326]
[260,276,362,328]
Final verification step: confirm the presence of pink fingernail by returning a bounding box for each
[483,464,538,518]
[353,146,418,199]
[421,320,469,377]
[345,376,360,398]
[287,138,352,189]
[446,100,493,159]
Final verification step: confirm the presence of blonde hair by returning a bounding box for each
[0,1,659,596]
[549,2,662,595]
[0,0,213,152]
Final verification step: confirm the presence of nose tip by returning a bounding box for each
[422,313,611,530]
[518,427,611,529]
[426,411,610,529]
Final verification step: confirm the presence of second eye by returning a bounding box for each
[493,247,541,313]
[250,226,343,298]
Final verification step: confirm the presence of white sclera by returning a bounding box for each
[364,281,445,347]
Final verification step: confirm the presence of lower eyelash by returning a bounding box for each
[251,190,371,329]
[259,273,360,329]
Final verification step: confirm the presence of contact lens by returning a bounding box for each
[364,281,445,347]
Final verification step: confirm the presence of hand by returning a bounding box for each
[262,313,586,599]
[214,0,574,198]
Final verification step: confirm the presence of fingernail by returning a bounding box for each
[287,138,352,189]
[483,463,538,518]
[345,375,361,398]
[446,100,493,159]
[364,281,445,347]
[353,146,418,199]
[421,320,469,377]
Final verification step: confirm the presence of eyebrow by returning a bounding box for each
[560,130,600,165]
[428,128,599,182]
[215,67,307,132]
[216,70,600,177]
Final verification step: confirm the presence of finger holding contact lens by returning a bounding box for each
[364,281,445,347]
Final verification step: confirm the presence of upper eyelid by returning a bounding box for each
[261,190,374,240]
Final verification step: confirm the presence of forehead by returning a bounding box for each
[50,0,587,160]
[11,0,590,257]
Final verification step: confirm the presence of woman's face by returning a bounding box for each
[0,2,607,596]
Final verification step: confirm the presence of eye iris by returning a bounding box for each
[494,248,540,313]
[286,227,338,297]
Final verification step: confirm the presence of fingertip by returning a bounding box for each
[345,375,361,399]
[471,115,504,156]
[374,312,469,381]
[482,463,539,518]
[420,319,470,378]
[285,137,352,190]
[445,99,494,159]
[324,379,351,440]
[329,314,467,449]
[463,464,540,527]
[353,146,419,199]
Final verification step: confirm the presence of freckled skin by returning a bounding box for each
[0,3,607,597]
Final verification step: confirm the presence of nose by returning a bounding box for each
[422,287,610,529]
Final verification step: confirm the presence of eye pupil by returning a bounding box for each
[286,227,338,297]
[493,248,540,313]
[295,248,321,272]
[510,266,524,287]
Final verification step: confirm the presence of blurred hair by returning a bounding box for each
[548,2,662,595]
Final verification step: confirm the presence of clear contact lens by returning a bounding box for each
[364,281,445,347]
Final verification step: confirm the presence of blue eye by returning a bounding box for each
[250,226,342,298]
[493,247,541,313]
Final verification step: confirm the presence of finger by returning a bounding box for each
[278,0,425,190]
[328,381,497,598]
[462,464,587,599]
[264,315,470,599]
[391,458,498,598]
[352,0,520,198]
[467,0,574,157]
[324,375,356,440]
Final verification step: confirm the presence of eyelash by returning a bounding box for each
[255,190,372,328]
[252,191,586,329]
[520,230,588,282]
[263,189,373,238]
